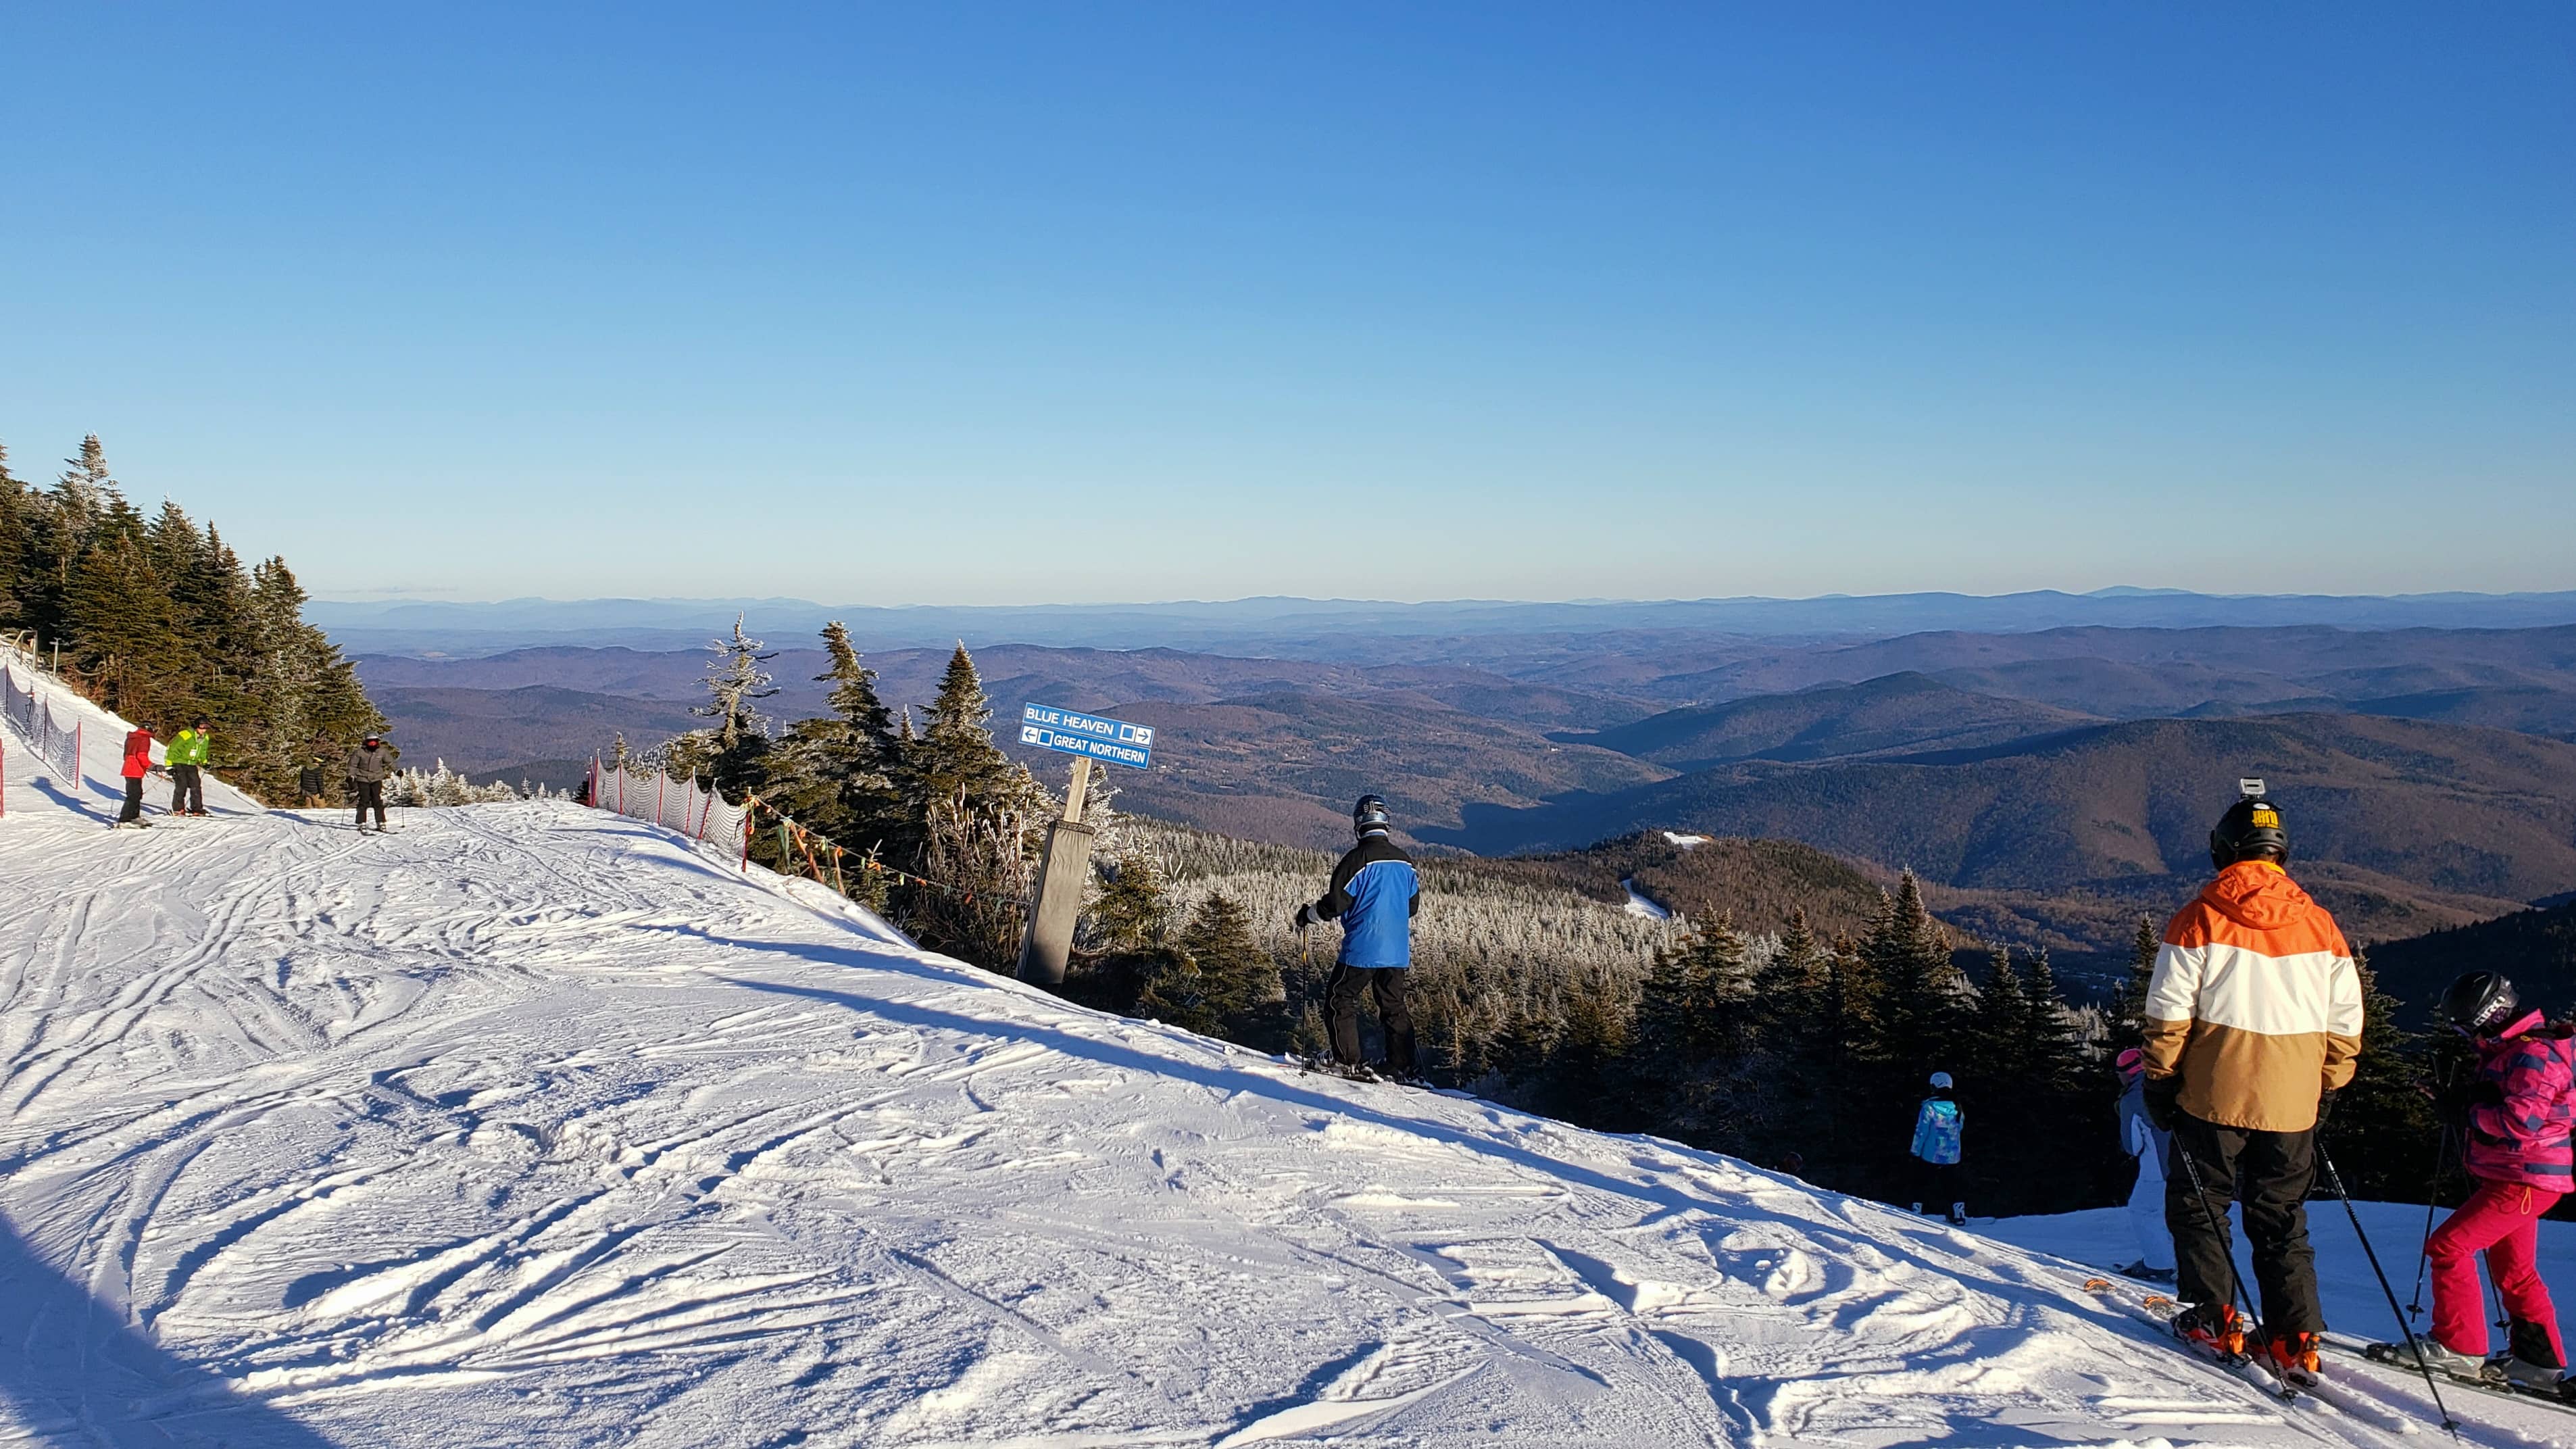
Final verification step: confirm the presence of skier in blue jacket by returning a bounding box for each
[1910,1071,1967,1225]
[1293,795,1421,1078]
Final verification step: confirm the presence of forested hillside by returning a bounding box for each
[0,436,381,801]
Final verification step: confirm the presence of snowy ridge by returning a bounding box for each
[0,789,2552,1444]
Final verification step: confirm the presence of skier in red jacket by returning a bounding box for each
[117,723,157,828]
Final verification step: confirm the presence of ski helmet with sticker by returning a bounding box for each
[2440,971,2520,1036]
[2209,789,2289,869]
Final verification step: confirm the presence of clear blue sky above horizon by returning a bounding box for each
[2,4,2567,605]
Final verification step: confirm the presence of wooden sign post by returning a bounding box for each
[1012,707,1152,987]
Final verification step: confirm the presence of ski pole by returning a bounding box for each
[2173,1125,2267,1350]
[2409,1121,2449,1320]
[2315,1142,2460,1435]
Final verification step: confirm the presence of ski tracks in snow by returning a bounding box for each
[0,799,2531,1446]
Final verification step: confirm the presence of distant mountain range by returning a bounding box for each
[352,616,2576,959]
[314,589,2576,658]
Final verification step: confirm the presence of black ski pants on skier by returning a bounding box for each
[353,779,387,827]
[2167,1110,2323,1336]
[118,777,145,824]
[170,763,203,814]
[1327,964,1415,1075]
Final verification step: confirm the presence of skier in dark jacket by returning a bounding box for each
[1292,795,1421,1077]
[347,735,398,831]
[297,737,333,807]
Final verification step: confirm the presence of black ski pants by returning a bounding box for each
[1327,964,1415,1075]
[1916,1158,1962,1212]
[353,779,387,827]
[118,777,145,823]
[2167,1110,2322,1336]
[170,763,203,814]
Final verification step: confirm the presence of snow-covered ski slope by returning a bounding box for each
[0,647,262,820]
[0,791,2562,1446]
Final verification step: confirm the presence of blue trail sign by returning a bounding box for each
[1020,704,1154,769]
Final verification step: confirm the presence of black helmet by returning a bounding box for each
[2209,781,2289,869]
[1352,794,1391,837]
[2440,970,2521,1035]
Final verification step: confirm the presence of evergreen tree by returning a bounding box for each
[1860,873,1973,1087]
[1176,891,1282,1042]
[0,436,384,804]
[2107,916,2160,1049]
[1743,909,1837,1170]
[673,614,778,797]
[55,434,118,527]
[1632,914,1757,1148]
[906,643,1038,818]
[1977,945,2030,1058]
[1089,849,1171,948]
[0,441,28,627]
[66,497,182,716]
[771,621,903,850]
[1532,965,1641,1130]
[2326,954,2437,1200]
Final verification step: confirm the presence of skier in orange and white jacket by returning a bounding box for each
[2141,782,2362,1385]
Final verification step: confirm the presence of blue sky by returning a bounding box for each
[2,4,2567,604]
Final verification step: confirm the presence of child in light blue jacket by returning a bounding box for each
[1911,1071,1966,1225]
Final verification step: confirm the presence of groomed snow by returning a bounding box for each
[1,787,2562,1445]
[1620,878,1673,921]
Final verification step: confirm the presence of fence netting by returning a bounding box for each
[1,659,83,787]
[586,759,751,850]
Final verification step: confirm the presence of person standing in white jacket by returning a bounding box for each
[2116,1047,2176,1282]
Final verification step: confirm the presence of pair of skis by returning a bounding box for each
[2083,1276,2410,1433]
[2089,1273,2576,1428]
[2337,1335,2576,1414]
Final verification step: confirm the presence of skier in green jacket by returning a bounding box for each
[166,716,212,816]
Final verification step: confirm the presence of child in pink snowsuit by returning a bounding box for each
[2429,987,2576,1388]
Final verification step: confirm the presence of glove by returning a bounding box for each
[1290,903,1317,931]
[2314,1089,2337,1125]
[2144,1074,2182,1131]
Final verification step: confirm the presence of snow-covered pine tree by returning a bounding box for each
[906,643,1041,819]
[55,434,118,530]
[770,620,903,852]
[670,614,778,797]
[1088,848,1172,949]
